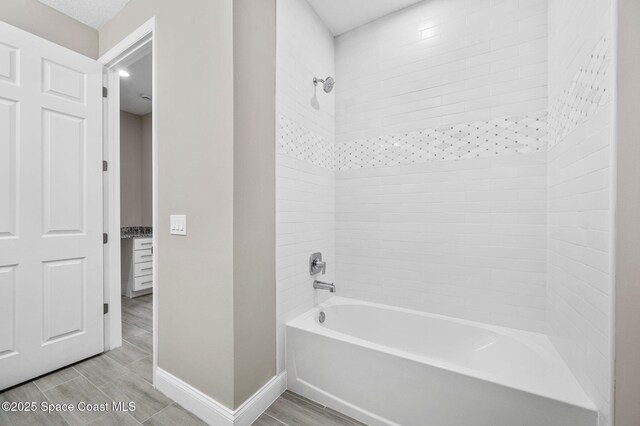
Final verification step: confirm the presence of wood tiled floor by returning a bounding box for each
[0,294,204,425]
[1,294,364,425]
[254,391,366,426]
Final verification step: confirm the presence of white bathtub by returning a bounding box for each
[286,297,597,426]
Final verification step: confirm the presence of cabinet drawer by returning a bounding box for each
[134,249,153,264]
[134,275,153,291]
[134,237,153,251]
[134,261,153,277]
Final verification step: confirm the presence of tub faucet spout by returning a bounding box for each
[313,280,336,293]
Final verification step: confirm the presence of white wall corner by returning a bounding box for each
[155,368,286,426]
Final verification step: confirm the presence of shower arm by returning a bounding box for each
[313,76,335,93]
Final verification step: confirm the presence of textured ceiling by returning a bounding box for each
[38,0,422,35]
[37,0,130,29]
[120,52,152,116]
[307,0,424,35]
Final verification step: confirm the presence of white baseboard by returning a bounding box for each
[155,368,286,426]
[234,372,287,426]
[155,368,234,425]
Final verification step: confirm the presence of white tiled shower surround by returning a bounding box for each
[547,0,613,424]
[335,0,548,142]
[276,0,614,422]
[276,0,335,372]
[334,0,549,330]
[335,153,548,331]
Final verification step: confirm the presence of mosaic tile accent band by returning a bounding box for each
[278,115,335,169]
[336,112,548,170]
[548,36,610,149]
[279,112,548,171]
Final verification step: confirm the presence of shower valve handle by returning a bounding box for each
[313,259,326,274]
[310,252,326,275]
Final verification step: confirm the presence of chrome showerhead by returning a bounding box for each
[322,76,335,93]
[313,76,335,93]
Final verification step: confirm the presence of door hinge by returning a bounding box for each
[103,233,108,244]
[103,160,108,171]
[103,303,109,314]
[102,86,108,98]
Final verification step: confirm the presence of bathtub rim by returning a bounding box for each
[286,296,597,413]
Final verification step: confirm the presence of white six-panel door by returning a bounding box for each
[0,22,104,390]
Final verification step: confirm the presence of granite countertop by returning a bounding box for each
[121,226,153,239]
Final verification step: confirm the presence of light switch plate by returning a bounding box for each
[170,214,187,235]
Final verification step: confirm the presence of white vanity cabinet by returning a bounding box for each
[121,237,153,298]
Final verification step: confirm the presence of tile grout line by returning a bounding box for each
[121,337,152,356]
[131,387,174,424]
[284,391,326,409]
[32,366,80,394]
[281,391,365,426]
[92,363,172,425]
[32,379,72,426]
[99,307,171,425]
[86,372,144,425]
[92,408,143,426]
[70,349,141,406]
[141,401,176,424]
[264,411,289,426]
[103,345,149,368]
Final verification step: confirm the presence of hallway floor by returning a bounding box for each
[0,294,204,425]
[0,294,363,426]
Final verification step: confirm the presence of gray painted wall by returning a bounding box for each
[120,111,152,228]
[232,0,277,408]
[615,0,640,424]
[0,0,98,58]
[101,0,236,408]
[101,0,276,410]
[141,113,153,227]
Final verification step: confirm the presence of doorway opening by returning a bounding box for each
[118,45,153,376]
[100,18,158,385]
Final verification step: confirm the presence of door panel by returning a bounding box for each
[42,60,86,103]
[0,266,16,357]
[43,109,85,234]
[0,98,17,237]
[0,22,104,390]
[0,42,17,84]
[42,258,85,343]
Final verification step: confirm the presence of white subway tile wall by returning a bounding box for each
[277,155,335,372]
[333,0,549,331]
[335,0,548,142]
[276,0,335,372]
[336,153,547,331]
[547,0,613,424]
[276,0,334,141]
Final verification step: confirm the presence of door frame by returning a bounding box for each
[99,17,158,385]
